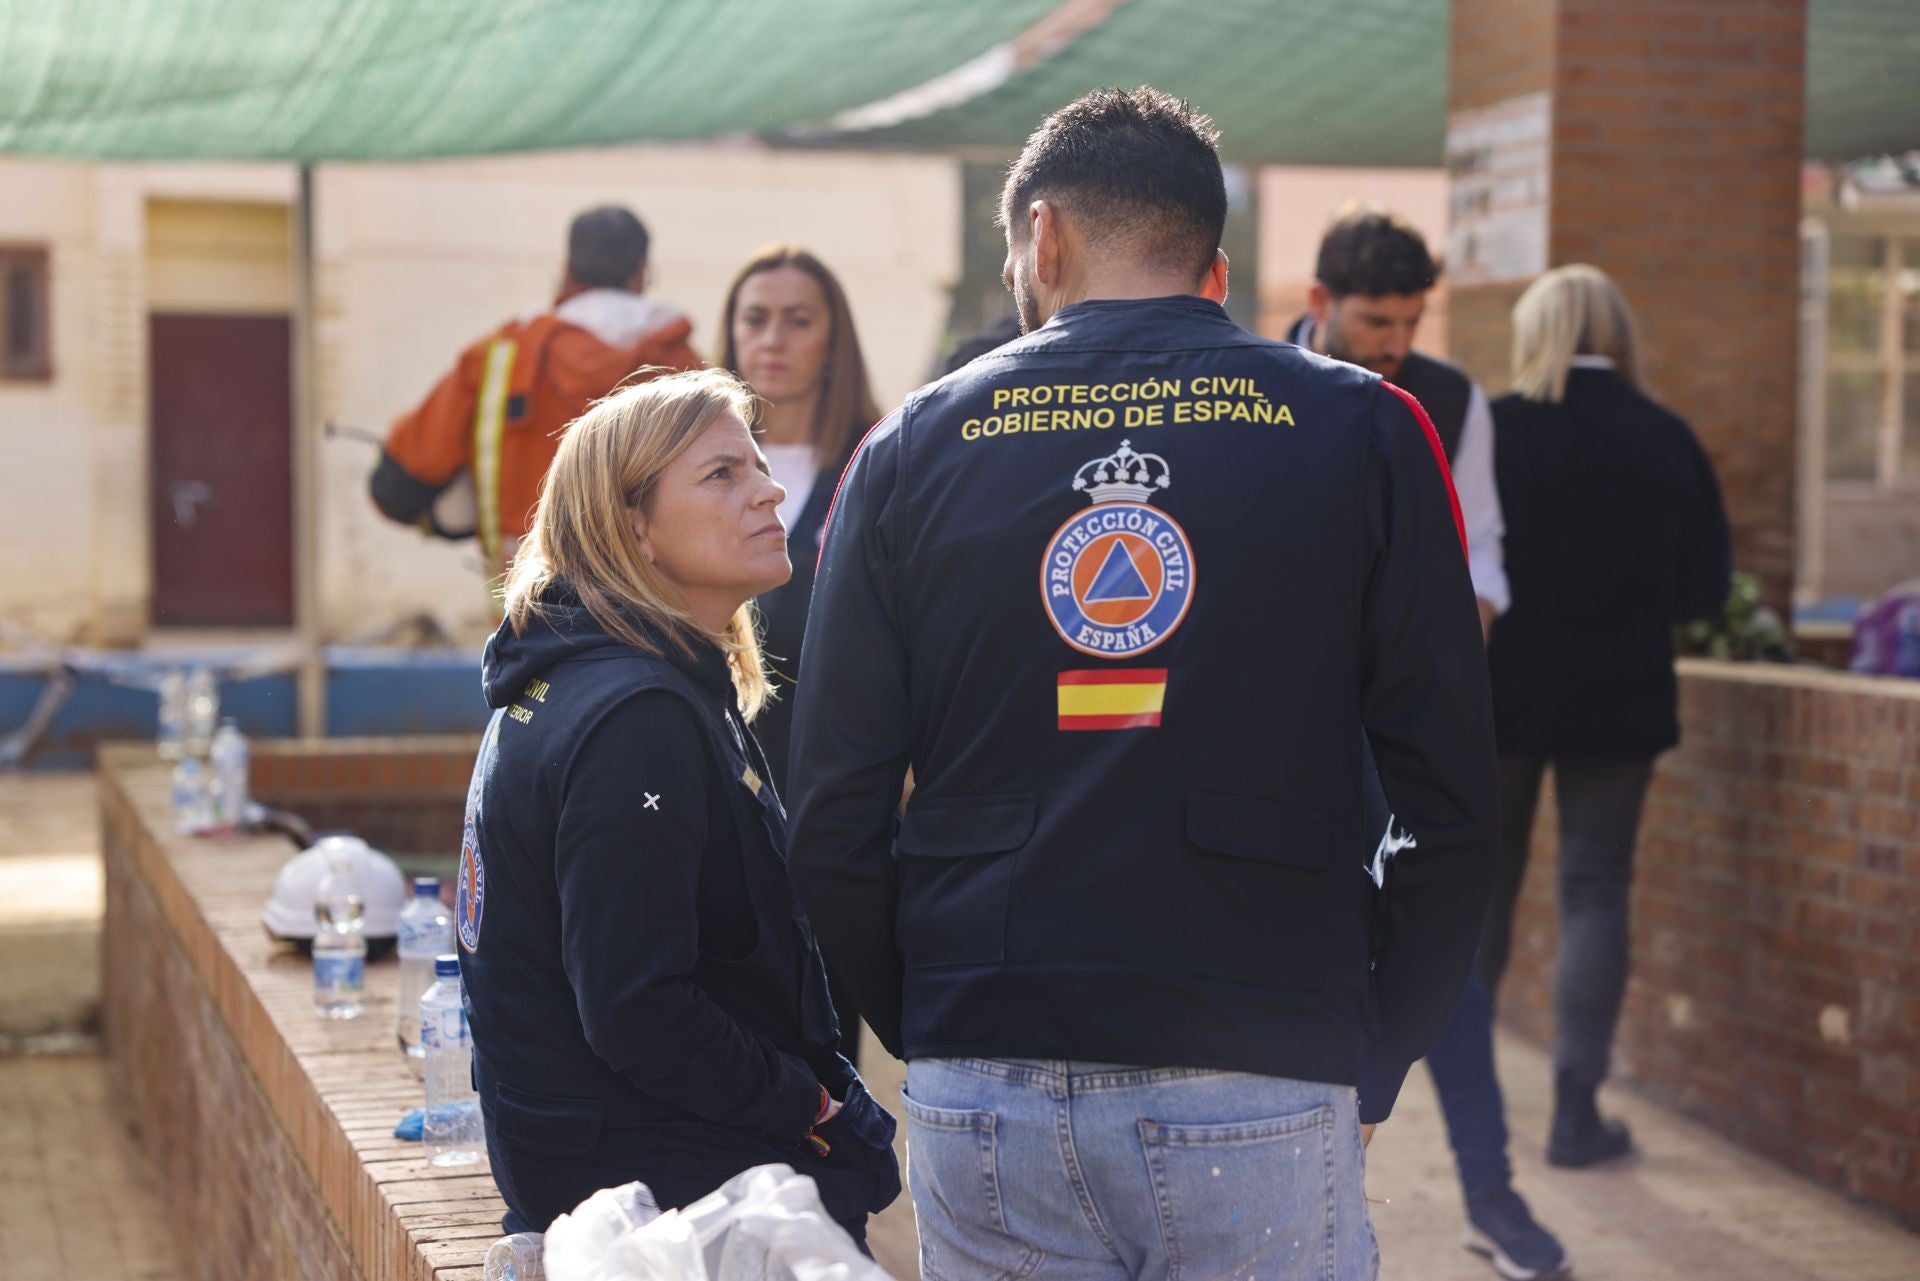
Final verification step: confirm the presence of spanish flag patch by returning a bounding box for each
[1057,669,1167,731]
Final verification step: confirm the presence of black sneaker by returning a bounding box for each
[1463,1185,1572,1280]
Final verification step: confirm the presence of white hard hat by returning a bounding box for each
[262,834,408,941]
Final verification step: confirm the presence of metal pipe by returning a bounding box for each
[293,165,325,736]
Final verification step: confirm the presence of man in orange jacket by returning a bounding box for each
[370,206,702,572]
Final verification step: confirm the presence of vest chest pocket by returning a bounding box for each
[1182,791,1336,986]
[895,793,1036,968]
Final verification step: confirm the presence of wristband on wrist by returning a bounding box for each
[807,1085,834,1156]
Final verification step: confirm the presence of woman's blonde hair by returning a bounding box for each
[1509,264,1642,404]
[502,367,773,719]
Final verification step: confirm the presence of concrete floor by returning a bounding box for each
[1,773,181,1281]
[0,1056,183,1281]
[0,774,102,1052]
[2,770,1915,1280]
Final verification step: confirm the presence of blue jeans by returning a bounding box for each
[903,1058,1378,1281]
[1424,970,1512,1202]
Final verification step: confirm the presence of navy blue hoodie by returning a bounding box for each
[459,589,898,1233]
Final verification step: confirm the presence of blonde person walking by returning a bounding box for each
[1481,265,1732,1168]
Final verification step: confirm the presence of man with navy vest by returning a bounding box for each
[1288,205,1508,635]
[789,88,1496,1281]
[1296,210,1570,1279]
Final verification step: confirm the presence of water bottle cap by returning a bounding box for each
[434,955,460,978]
[412,877,440,896]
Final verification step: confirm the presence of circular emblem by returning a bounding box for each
[1041,501,1195,658]
[455,813,485,953]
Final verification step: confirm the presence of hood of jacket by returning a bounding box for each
[505,291,699,406]
[481,585,730,710]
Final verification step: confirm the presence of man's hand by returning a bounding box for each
[1362,1123,1376,1149]
[1476,598,1496,642]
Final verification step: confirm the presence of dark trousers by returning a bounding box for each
[1424,968,1511,1200]
[1480,755,1655,1088]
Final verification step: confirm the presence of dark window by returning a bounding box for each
[0,246,51,381]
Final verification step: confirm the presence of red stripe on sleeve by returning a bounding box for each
[1381,380,1467,559]
[813,416,893,576]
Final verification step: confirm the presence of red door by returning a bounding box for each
[149,314,294,626]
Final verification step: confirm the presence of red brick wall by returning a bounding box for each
[1498,661,1920,1223]
[1450,0,1557,113]
[1447,0,1807,606]
[250,736,478,861]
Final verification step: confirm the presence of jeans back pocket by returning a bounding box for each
[1137,1103,1337,1281]
[901,1089,1039,1281]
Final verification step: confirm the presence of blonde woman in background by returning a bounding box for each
[455,369,898,1244]
[1481,265,1732,1168]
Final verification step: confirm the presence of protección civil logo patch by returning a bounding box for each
[455,812,485,953]
[1041,440,1195,659]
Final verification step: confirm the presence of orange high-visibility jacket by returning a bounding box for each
[373,307,701,565]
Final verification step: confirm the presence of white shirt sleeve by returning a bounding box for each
[1451,383,1510,617]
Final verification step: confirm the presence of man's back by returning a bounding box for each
[789,85,1495,1281]
[370,205,700,566]
[790,294,1495,1100]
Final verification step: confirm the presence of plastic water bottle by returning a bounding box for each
[397,878,453,1075]
[170,756,213,835]
[209,719,250,830]
[184,667,219,759]
[484,1233,545,1281]
[421,955,484,1166]
[313,844,367,1020]
[156,669,187,761]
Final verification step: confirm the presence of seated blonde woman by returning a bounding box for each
[454,368,899,1245]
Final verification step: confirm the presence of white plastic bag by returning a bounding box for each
[543,1164,894,1281]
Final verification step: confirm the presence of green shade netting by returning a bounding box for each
[0,0,1056,161]
[824,0,1920,166]
[0,0,1910,165]
[1803,0,1920,160]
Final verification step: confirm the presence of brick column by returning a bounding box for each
[1447,0,1807,604]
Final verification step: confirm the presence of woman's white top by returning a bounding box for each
[763,443,820,531]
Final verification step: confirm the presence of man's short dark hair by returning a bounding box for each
[1313,204,1441,299]
[1001,86,1226,281]
[567,205,650,289]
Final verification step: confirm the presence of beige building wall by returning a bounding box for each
[0,147,961,647]
[0,161,298,647]
[0,159,100,644]
[1256,166,1450,355]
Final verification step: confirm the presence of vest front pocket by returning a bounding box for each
[895,793,1036,968]
[490,1081,608,1157]
[1182,790,1336,986]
